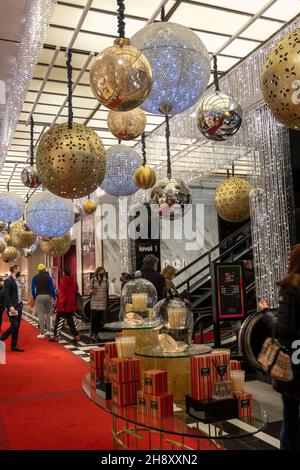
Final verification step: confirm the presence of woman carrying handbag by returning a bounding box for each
[89,267,108,341]
[259,244,300,450]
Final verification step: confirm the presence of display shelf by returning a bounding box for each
[104,320,161,330]
[135,344,212,358]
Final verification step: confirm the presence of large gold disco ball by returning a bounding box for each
[40,233,71,257]
[134,166,156,189]
[0,240,6,254]
[82,200,97,215]
[90,37,152,112]
[107,108,146,140]
[2,246,19,262]
[36,123,106,199]
[215,177,252,223]
[10,220,36,249]
[261,29,300,129]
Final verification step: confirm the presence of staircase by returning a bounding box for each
[174,222,253,309]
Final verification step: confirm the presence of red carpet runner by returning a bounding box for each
[0,318,113,450]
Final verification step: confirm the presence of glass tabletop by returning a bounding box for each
[135,344,212,358]
[83,374,268,441]
[104,320,161,330]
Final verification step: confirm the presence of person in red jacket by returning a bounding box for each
[49,267,80,344]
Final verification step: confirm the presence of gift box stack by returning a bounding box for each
[137,370,173,419]
[234,392,253,417]
[104,342,118,382]
[230,360,242,372]
[111,357,141,406]
[89,347,105,393]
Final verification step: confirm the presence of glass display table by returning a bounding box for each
[135,345,212,401]
[83,373,268,450]
[104,320,161,350]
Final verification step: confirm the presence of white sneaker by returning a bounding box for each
[37,334,45,339]
[45,331,51,336]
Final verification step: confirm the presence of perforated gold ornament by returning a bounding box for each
[107,107,146,140]
[10,220,36,249]
[40,233,71,257]
[2,246,19,262]
[134,166,156,189]
[82,200,97,215]
[36,123,106,199]
[90,37,152,112]
[0,240,6,254]
[261,28,300,129]
[215,177,252,223]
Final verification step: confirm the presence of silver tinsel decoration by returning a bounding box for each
[0,192,25,222]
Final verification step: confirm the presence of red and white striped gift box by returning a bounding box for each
[234,392,253,418]
[230,360,242,373]
[143,370,168,395]
[190,355,213,400]
[211,351,231,383]
[111,357,141,383]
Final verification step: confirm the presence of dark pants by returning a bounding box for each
[90,310,104,336]
[0,308,6,330]
[0,304,23,349]
[53,312,79,338]
[280,394,300,450]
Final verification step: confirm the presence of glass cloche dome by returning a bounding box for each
[157,296,194,352]
[120,271,159,325]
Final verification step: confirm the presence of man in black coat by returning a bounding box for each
[0,264,24,352]
[141,255,166,301]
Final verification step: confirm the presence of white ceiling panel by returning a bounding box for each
[241,18,284,41]
[185,0,270,15]
[51,4,83,29]
[264,0,300,21]
[222,38,261,57]
[82,10,146,37]
[73,33,113,53]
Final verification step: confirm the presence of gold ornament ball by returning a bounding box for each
[90,37,153,112]
[82,200,97,215]
[134,166,156,189]
[40,234,71,257]
[107,108,146,140]
[2,246,19,262]
[215,177,252,223]
[261,28,300,129]
[0,240,6,254]
[4,234,11,245]
[0,221,6,232]
[36,123,106,199]
[10,220,36,249]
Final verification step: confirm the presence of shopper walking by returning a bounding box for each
[89,267,108,341]
[0,277,5,332]
[260,244,300,450]
[0,265,24,352]
[31,264,56,339]
[49,267,80,344]
[141,255,166,300]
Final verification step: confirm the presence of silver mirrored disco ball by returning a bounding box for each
[150,178,192,219]
[196,92,243,141]
[21,165,41,189]
[101,144,142,197]
[0,192,25,223]
[132,22,210,116]
[26,191,74,237]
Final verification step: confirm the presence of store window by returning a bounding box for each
[81,214,96,295]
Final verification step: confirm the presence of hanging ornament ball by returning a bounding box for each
[40,233,71,257]
[26,191,74,238]
[0,222,6,232]
[215,177,252,223]
[2,246,19,263]
[0,240,6,254]
[150,178,192,219]
[21,165,41,189]
[132,22,210,116]
[0,192,25,223]
[90,37,153,112]
[74,204,84,223]
[23,242,38,259]
[4,234,11,245]
[134,166,156,189]
[261,29,300,129]
[36,123,106,199]
[82,200,97,215]
[101,144,142,197]
[196,92,243,141]
[107,108,146,140]
[10,220,37,249]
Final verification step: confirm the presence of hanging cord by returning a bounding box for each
[30,115,34,166]
[165,115,171,179]
[232,163,235,177]
[117,0,126,37]
[227,169,230,179]
[141,132,147,166]
[213,55,220,93]
[66,48,73,129]
[161,5,165,21]
[7,182,9,192]
[118,139,121,145]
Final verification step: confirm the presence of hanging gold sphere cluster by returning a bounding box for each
[2,246,20,263]
[40,233,71,257]
[261,28,300,130]
[82,199,97,215]
[10,220,37,249]
[215,176,252,223]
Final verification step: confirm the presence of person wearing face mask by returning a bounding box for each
[0,265,24,352]
[89,266,108,341]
